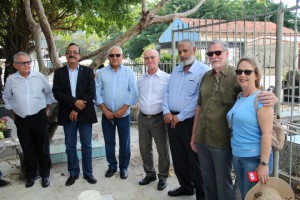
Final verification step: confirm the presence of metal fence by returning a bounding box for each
[165,5,300,187]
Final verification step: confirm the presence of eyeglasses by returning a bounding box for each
[235,69,253,76]
[66,51,79,55]
[206,50,224,57]
[144,56,156,60]
[15,61,31,66]
[109,54,121,58]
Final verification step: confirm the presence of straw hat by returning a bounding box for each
[245,177,294,200]
[78,190,101,200]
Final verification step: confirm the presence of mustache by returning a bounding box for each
[68,56,76,59]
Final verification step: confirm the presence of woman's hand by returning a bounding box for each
[256,164,269,184]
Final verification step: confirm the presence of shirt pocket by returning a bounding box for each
[186,79,198,95]
[220,86,235,104]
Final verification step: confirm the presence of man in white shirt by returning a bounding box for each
[137,49,170,191]
[3,52,53,188]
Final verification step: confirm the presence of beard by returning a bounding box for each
[181,55,196,66]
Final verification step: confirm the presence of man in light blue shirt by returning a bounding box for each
[3,52,53,188]
[162,39,210,200]
[95,46,137,179]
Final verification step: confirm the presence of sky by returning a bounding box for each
[273,0,297,8]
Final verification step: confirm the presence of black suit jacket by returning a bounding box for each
[52,65,97,125]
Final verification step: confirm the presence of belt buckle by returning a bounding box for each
[146,115,151,119]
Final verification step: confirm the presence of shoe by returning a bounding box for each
[120,169,128,179]
[0,179,11,188]
[139,176,157,185]
[41,177,50,188]
[157,179,167,190]
[105,168,117,178]
[168,187,194,197]
[25,176,38,188]
[65,176,78,186]
[84,175,97,184]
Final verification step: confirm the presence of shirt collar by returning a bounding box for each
[178,59,198,74]
[67,65,79,71]
[210,63,230,77]
[146,68,162,77]
[16,70,35,78]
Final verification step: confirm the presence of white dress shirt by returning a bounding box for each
[3,71,54,118]
[138,69,170,115]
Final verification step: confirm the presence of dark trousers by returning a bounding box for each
[167,117,205,198]
[15,109,51,179]
[102,114,131,170]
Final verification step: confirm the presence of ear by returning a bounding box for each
[13,63,18,70]
[192,47,197,54]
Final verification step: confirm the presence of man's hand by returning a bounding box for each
[102,108,114,120]
[114,107,127,118]
[258,91,278,107]
[164,113,173,124]
[171,115,179,128]
[74,100,87,110]
[45,107,51,117]
[69,110,78,121]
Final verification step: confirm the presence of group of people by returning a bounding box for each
[0,40,277,200]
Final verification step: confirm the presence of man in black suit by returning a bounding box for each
[52,43,98,186]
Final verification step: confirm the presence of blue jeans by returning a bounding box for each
[63,121,93,177]
[102,114,131,171]
[232,151,273,199]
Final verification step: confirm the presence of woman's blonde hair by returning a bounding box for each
[237,56,262,89]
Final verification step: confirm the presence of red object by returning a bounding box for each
[248,171,259,182]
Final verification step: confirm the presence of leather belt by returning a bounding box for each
[170,110,180,115]
[141,112,163,119]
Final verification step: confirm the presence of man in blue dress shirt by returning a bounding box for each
[162,39,210,200]
[95,46,137,179]
[3,52,53,188]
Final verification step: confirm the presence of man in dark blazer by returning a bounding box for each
[52,43,98,186]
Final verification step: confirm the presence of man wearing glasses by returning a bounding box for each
[52,43,98,186]
[190,40,277,200]
[3,52,53,188]
[137,49,170,190]
[95,46,137,179]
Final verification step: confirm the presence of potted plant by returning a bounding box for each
[0,117,11,139]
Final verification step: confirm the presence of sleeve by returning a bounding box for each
[2,77,13,110]
[125,69,137,106]
[95,69,103,105]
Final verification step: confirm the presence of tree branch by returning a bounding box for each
[142,0,147,14]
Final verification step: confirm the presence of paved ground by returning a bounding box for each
[0,110,196,200]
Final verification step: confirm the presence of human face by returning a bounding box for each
[236,60,258,90]
[13,55,31,77]
[65,45,80,66]
[208,43,229,71]
[144,50,160,73]
[108,48,123,69]
[178,42,196,66]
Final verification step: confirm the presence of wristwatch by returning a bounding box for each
[260,161,268,166]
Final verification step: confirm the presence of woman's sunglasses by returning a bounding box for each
[235,69,253,76]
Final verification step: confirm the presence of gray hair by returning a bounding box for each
[13,52,31,63]
[108,46,123,55]
[208,40,229,51]
[178,39,196,48]
[237,56,262,89]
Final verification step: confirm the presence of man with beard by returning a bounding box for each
[162,39,209,200]
[190,40,277,200]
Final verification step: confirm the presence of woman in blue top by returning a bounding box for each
[227,57,273,199]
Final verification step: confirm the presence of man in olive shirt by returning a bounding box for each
[190,40,277,200]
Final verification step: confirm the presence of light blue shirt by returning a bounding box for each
[162,59,210,121]
[3,71,54,118]
[227,91,263,157]
[67,65,79,97]
[95,64,137,117]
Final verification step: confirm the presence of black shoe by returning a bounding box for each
[84,175,97,184]
[41,177,50,188]
[120,169,128,179]
[105,168,117,178]
[25,176,38,188]
[65,176,78,186]
[0,179,11,188]
[168,187,194,197]
[157,179,167,190]
[139,176,157,185]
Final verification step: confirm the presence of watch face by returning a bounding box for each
[261,161,267,165]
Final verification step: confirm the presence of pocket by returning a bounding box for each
[186,79,198,94]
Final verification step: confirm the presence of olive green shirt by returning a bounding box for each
[195,64,241,148]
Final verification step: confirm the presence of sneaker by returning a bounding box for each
[0,179,11,188]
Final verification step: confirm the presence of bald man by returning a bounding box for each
[137,49,170,191]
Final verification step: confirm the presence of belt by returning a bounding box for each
[170,110,180,115]
[141,112,163,119]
